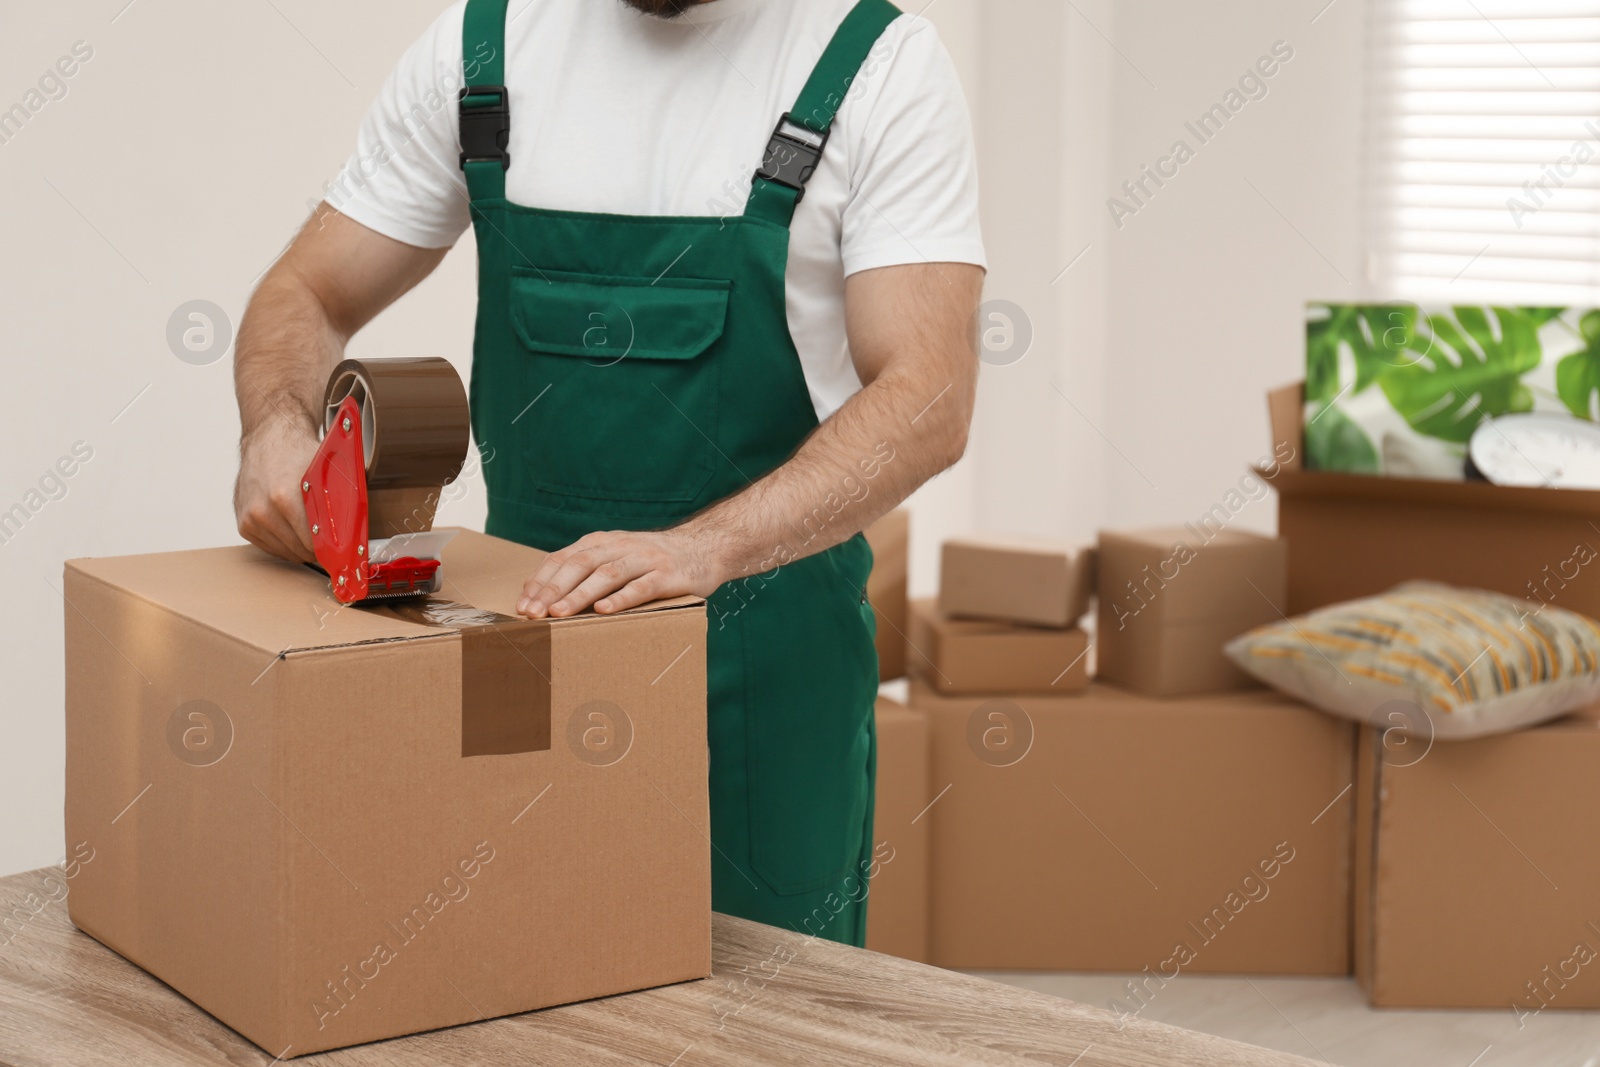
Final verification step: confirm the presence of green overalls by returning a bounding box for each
[458,0,901,945]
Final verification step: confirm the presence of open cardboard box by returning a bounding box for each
[1262,383,1600,617]
[63,529,710,1057]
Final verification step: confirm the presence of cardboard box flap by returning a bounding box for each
[1265,380,1600,514]
[65,528,703,658]
[1267,381,1305,472]
[1263,463,1600,514]
[432,529,702,620]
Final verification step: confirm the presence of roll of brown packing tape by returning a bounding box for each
[323,357,470,490]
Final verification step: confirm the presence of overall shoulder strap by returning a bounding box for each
[460,0,512,202]
[744,0,903,228]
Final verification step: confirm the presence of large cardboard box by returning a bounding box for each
[63,530,711,1057]
[907,598,1089,695]
[864,696,931,962]
[865,509,910,682]
[911,679,1354,977]
[1266,382,1600,616]
[1353,717,1600,1010]
[937,533,1095,627]
[1096,527,1287,697]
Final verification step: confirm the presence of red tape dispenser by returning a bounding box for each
[301,357,471,604]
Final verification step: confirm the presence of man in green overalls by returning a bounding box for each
[233,0,983,946]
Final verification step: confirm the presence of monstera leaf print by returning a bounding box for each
[1303,402,1380,474]
[1306,304,1422,403]
[1556,309,1600,421]
[1377,306,1540,443]
[1521,306,1565,328]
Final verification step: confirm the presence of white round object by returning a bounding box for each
[1469,413,1600,489]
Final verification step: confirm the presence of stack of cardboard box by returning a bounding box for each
[911,534,1096,695]
[864,386,1600,1012]
[1267,383,1600,1010]
[860,513,1358,980]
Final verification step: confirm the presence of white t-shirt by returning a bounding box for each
[328,0,985,422]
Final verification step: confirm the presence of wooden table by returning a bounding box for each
[0,868,1320,1066]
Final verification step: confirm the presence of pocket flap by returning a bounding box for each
[510,267,730,361]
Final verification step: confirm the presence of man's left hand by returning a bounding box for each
[515,528,728,619]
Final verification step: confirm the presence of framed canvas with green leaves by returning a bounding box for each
[1303,303,1600,479]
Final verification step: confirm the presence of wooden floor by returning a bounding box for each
[980,970,1600,1067]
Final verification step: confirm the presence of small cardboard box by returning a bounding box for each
[907,598,1089,695]
[1354,718,1600,1010]
[1096,527,1287,697]
[864,696,931,963]
[63,529,710,1058]
[865,509,910,682]
[911,679,1354,977]
[1265,382,1600,617]
[937,533,1095,628]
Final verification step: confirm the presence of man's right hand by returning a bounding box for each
[235,418,321,563]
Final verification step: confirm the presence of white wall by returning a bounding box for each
[907,0,1369,573]
[910,0,1368,562]
[0,0,481,878]
[0,0,1368,878]
[1099,0,1368,532]
[901,0,1117,595]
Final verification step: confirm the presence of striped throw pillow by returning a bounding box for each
[1224,582,1600,738]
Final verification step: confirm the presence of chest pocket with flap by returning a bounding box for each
[508,267,730,509]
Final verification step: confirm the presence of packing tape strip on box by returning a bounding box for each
[369,596,552,757]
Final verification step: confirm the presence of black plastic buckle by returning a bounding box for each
[458,85,510,171]
[755,114,827,202]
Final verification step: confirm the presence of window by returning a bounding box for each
[1366,0,1600,303]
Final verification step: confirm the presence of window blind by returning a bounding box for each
[1366,0,1600,303]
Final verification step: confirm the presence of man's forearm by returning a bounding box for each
[235,208,448,441]
[234,262,347,440]
[680,262,981,582]
[682,355,969,582]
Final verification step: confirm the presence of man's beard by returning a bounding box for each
[618,0,699,18]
